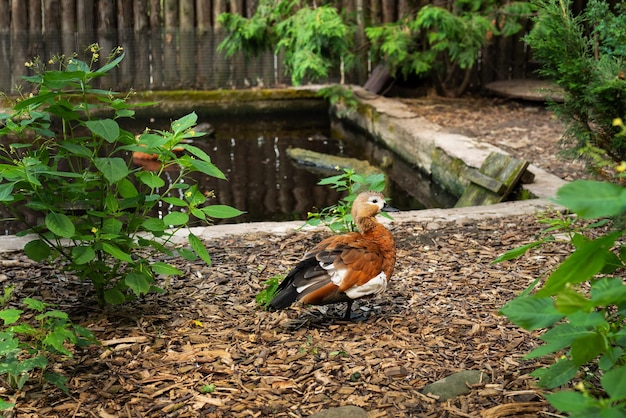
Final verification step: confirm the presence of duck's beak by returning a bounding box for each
[382,203,399,212]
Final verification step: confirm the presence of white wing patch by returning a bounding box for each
[311,260,387,299]
[345,272,388,299]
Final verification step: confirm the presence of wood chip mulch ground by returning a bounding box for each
[1,212,573,417]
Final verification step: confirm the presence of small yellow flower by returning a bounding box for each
[91,227,98,233]
[93,53,99,60]
[185,191,192,198]
[192,319,203,327]
[613,118,623,127]
[334,165,340,171]
[24,61,33,68]
[574,381,585,392]
[617,161,626,173]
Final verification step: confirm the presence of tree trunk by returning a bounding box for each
[381,0,395,23]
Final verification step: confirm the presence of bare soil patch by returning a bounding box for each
[1,95,590,417]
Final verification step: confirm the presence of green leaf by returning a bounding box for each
[553,180,626,219]
[493,241,544,263]
[162,197,187,207]
[94,158,129,184]
[117,177,138,198]
[499,296,564,330]
[71,246,96,265]
[189,158,227,180]
[45,212,75,238]
[189,232,211,265]
[101,242,132,262]
[555,287,591,314]
[163,211,189,226]
[533,358,578,388]
[24,239,51,262]
[104,289,126,305]
[202,205,245,219]
[602,364,626,400]
[151,262,182,276]
[142,218,166,232]
[43,327,75,356]
[44,370,69,394]
[171,112,198,134]
[125,272,151,297]
[23,297,46,312]
[0,182,15,202]
[0,309,23,325]
[525,323,589,359]
[136,171,165,188]
[537,232,622,297]
[571,333,604,366]
[85,119,120,143]
[545,391,592,413]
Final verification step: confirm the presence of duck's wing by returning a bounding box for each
[269,234,387,310]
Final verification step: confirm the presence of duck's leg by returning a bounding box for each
[343,300,354,320]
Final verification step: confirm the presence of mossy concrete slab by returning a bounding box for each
[331,86,567,201]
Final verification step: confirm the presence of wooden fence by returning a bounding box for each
[0,0,589,94]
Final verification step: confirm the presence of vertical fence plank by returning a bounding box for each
[97,0,117,88]
[133,0,151,90]
[180,0,196,88]
[61,0,76,54]
[0,0,10,92]
[163,0,179,88]
[43,0,62,58]
[196,0,213,89]
[11,0,29,92]
[77,0,96,52]
[117,0,134,89]
[27,0,42,67]
[213,0,229,88]
[149,0,163,88]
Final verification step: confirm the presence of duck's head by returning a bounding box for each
[351,191,398,220]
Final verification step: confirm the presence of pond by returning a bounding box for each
[0,99,456,235]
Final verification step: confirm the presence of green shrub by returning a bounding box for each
[496,176,626,415]
[0,291,97,409]
[366,0,533,97]
[525,0,626,161]
[302,168,386,233]
[0,46,243,306]
[218,1,353,86]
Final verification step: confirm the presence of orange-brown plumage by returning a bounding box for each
[269,191,397,319]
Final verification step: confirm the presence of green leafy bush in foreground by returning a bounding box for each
[0,290,97,410]
[496,177,626,416]
[0,46,243,306]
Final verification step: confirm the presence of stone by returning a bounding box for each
[422,370,490,401]
[309,406,368,418]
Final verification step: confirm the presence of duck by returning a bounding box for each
[269,191,398,320]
